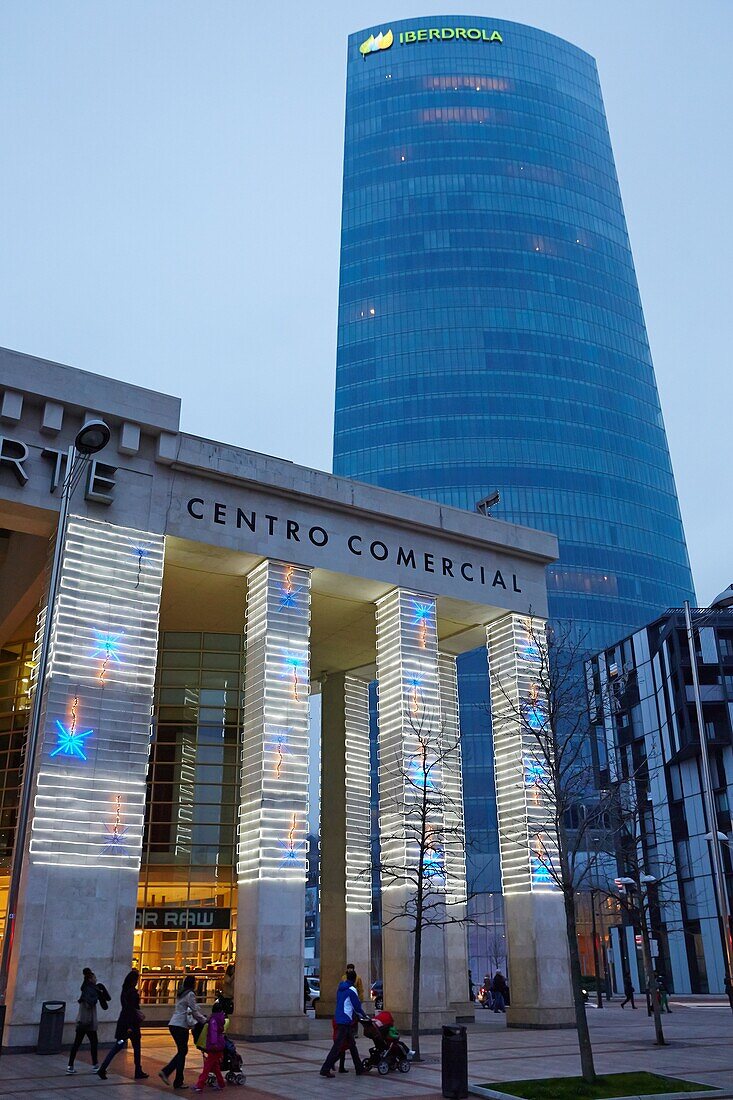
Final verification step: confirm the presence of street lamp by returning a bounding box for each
[615,873,666,1044]
[0,420,111,1053]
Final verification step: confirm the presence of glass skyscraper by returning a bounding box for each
[333,16,695,973]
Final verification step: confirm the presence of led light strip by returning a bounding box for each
[487,614,559,894]
[344,675,372,913]
[438,654,467,906]
[375,589,443,891]
[29,516,164,869]
[238,560,311,883]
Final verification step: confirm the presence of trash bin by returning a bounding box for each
[441,1024,468,1099]
[37,1001,65,1055]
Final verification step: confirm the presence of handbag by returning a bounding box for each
[185,1005,197,1028]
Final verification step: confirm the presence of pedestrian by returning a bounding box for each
[491,971,508,1013]
[96,969,148,1080]
[341,963,365,1003]
[159,975,208,1089]
[219,963,235,1013]
[67,967,108,1074]
[620,973,636,1009]
[193,998,227,1092]
[304,975,311,1014]
[468,969,475,1002]
[656,974,672,1013]
[319,976,366,1078]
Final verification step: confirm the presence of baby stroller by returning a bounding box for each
[211,1037,246,1087]
[360,1011,412,1075]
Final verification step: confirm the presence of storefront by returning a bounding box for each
[0,347,572,1044]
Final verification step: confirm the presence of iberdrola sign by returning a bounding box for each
[360,25,503,57]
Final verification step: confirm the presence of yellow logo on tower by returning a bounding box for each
[359,29,394,57]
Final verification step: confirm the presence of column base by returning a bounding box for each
[507,1006,576,1029]
[229,1014,310,1041]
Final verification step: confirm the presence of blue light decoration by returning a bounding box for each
[90,629,124,683]
[278,814,306,867]
[278,564,302,610]
[412,600,433,649]
[102,794,128,855]
[523,756,547,788]
[520,636,541,663]
[523,683,547,731]
[283,650,306,701]
[52,718,93,761]
[423,847,445,882]
[531,857,553,886]
[409,757,436,790]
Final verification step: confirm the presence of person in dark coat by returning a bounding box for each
[67,967,109,1073]
[97,969,148,1080]
[620,973,636,1009]
[491,971,508,1013]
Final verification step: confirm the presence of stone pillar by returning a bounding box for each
[486,613,574,1028]
[234,560,311,1040]
[4,516,164,1047]
[438,653,473,1021]
[318,673,372,1018]
[375,588,452,1031]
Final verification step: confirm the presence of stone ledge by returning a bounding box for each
[469,1083,730,1100]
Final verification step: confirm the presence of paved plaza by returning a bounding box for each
[0,999,731,1099]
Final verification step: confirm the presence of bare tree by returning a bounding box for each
[374,707,474,1060]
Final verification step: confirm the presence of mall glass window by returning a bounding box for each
[0,639,34,942]
[135,631,242,1006]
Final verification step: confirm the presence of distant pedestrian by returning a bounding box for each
[159,975,207,1089]
[319,977,366,1078]
[193,999,227,1092]
[341,963,365,1003]
[491,971,508,1013]
[304,975,311,1013]
[468,969,475,1002]
[67,967,108,1074]
[97,969,147,1080]
[620,974,636,1009]
[219,963,235,1013]
[656,975,672,1013]
[725,974,733,1013]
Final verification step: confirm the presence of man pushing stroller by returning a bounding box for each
[319,971,367,1078]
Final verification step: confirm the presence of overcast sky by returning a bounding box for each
[0,1,730,603]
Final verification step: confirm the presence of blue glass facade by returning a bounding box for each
[333,17,694,968]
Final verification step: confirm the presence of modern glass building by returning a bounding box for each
[333,16,695,975]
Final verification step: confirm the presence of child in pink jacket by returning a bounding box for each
[193,1000,226,1092]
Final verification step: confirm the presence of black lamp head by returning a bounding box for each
[75,419,111,456]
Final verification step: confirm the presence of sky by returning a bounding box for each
[0,1,730,603]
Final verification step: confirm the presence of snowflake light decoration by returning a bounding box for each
[51,719,93,761]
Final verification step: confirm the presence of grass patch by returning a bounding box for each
[484,1072,714,1099]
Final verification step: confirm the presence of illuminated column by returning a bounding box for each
[375,588,452,1030]
[486,614,574,1028]
[318,673,371,1018]
[5,516,163,1047]
[438,653,473,1020]
[234,559,311,1039]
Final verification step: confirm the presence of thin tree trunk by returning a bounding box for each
[563,887,597,1082]
[638,907,666,1045]
[411,905,423,1060]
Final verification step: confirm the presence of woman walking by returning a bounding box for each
[67,967,107,1074]
[97,969,148,1080]
[159,975,208,1089]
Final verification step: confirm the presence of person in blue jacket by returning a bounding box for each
[319,977,366,1078]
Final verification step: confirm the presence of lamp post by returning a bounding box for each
[616,873,666,1045]
[0,420,111,1053]
[684,600,733,1005]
